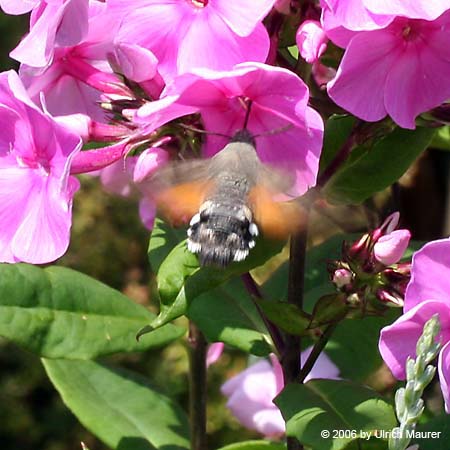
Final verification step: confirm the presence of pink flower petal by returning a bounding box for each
[212,0,276,37]
[0,0,39,15]
[379,300,450,379]
[100,157,136,197]
[177,15,269,78]
[363,0,450,21]
[10,3,62,67]
[438,341,450,413]
[327,28,400,123]
[0,167,35,262]
[301,346,341,381]
[252,408,285,437]
[405,238,450,312]
[12,175,80,263]
[322,0,393,32]
[55,0,89,47]
[321,6,359,48]
[139,197,156,231]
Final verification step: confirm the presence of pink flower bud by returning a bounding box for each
[133,147,170,183]
[296,20,328,64]
[376,288,404,307]
[114,43,159,83]
[206,342,224,367]
[274,0,291,14]
[374,229,411,266]
[332,268,353,288]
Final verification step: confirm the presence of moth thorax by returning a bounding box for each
[187,200,259,267]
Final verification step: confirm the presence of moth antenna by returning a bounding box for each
[253,124,293,139]
[178,123,230,138]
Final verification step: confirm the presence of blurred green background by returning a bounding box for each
[1,9,449,450]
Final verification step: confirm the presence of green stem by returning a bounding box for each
[241,273,285,355]
[298,322,338,383]
[282,206,310,450]
[188,322,208,450]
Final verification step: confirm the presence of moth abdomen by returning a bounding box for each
[187,201,259,267]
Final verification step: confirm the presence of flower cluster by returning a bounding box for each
[329,212,411,309]
[0,1,449,266]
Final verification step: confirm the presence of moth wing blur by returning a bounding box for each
[155,180,213,226]
[249,175,306,239]
[141,159,214,226]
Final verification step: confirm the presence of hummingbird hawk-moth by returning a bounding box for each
[145,129,304,267]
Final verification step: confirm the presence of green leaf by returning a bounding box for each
[431,125,450,151]
[256,299,312,336]
[188,278,271,356]
[43,359,190,450]
[414,414,450,449]
[311,294,349,326]
[148,218,186,273]
[263,234,359,310]
[275,380,396,450]
[319,115,356,174]
[152,238,284,328]
[0,264,184,359]
[323,127,435,204]
[218,441,286,450]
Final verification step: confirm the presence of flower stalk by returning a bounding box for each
[188,322,208,450]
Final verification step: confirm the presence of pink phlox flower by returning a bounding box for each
[327,10,450,129]
[0,70,82,264]
[379,238,450,412]
[9,0,90,68]
[19,0,129,121]
[221,349,340,437]
[133,62,324,197]
[108,0,276,81]
[320,0,450,36]
[296,20,328,64]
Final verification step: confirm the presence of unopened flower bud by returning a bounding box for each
[374,229,411,266]
[332,268,353,289]
[376,288,404,307]
[133,146,170,183]
[347,234,371,263]
[347,293,361,306]
[296,20,328,64]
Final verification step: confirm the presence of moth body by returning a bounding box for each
[146,129,302,268]
[187,133,260,267]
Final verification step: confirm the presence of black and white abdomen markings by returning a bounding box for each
[187,171,259,267]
